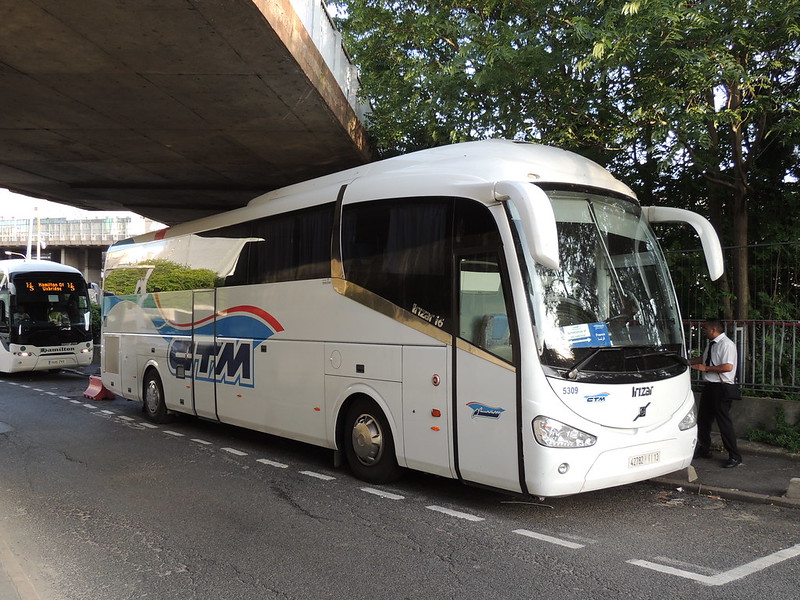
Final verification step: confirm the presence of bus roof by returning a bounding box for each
[118,140,636,245]
[250,139,635,205]
[0,259,85,278]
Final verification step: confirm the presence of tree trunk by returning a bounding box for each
[731,183,750,319]
[706,177,734,320]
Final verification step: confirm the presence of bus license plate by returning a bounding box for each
[628,450,660,468]
[47,358,67,366]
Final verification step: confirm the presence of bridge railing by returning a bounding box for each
[686,320,800,394]
[290,0,367,120]
[0,216,134,247]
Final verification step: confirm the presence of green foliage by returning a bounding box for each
[747,407,800,453]
[333,0,800,319]
[104,259,218,295]
[333,1,627,157]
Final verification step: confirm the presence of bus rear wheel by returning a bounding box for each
[344,398,402,484]
[142,371,171,423]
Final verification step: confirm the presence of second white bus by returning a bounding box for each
[0,259,94,373]
[101,140,723,497]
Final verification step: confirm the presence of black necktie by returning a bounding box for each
[705,341,715,366]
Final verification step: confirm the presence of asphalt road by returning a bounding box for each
[1,370,799,600]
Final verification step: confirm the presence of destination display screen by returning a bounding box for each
[22,280,77,293]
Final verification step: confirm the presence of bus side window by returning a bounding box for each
[458,254,514,363]
[342,198,453,332]
[248,204,334,284]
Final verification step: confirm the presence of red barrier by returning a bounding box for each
[83,375,115,400]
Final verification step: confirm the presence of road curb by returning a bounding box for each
[651,476,800,510]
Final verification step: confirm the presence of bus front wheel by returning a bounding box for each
[344,398,402,484]
[142,371,171,423]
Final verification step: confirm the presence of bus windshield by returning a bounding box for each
[523,189,685,381]
[9,273,92,345]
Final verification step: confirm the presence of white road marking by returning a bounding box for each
[628,542,800,586]
[361,487,405,500]
[33,388,44,392]
[34,381,800,590]
[426,505,484,522]
[300,471,336,481]
[222,447,248,456]
[256,458,288,469]
[45,391,57,396]
[513,529,585,549]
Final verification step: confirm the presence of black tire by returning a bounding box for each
[142,370,171,423]
[343,397,402,484]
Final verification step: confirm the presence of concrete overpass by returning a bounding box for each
[0,0,374,226]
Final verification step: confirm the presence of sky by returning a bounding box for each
[0,188,163,234]
[0,187,126,219]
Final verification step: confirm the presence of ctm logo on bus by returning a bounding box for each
[168,339,254,387]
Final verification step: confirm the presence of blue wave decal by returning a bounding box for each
[466,402,505,419]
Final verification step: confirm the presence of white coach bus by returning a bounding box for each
[101,140,723,497]
[0,259,94,373]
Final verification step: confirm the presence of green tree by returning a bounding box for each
[334,1,629,158]
[575,0,800,319]
[334,0,800,318]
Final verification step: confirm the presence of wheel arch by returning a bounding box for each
[333,386,405,467]
[139,359,161,402]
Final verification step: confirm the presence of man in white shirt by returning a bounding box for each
[689,319,742,468]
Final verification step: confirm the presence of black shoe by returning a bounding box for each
[694,449,712,459]
[722,458,741,468]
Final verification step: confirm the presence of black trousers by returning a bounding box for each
[697,382,741,461]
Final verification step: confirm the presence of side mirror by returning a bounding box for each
[494,181,560,270]
[643,206,724,281]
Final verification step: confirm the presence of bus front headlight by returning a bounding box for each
[532,416,596,448]
[678,406,697,431]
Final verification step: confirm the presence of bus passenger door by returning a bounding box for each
[454,253,522,493]
[192,290,217,420]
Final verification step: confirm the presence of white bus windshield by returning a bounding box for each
[523,189,685,380]
[9,273,92,345]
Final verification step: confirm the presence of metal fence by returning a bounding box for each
[685,320,800,395]
[666,242,800,321]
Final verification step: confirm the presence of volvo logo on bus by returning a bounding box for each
[168,339,255,388]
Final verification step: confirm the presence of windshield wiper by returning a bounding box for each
[563,347,685,379]
[564,347,621,380]
[629,350,689,366]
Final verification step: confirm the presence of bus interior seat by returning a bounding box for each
[478,314,513,362]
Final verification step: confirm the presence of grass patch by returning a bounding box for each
[747,407,800,453]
